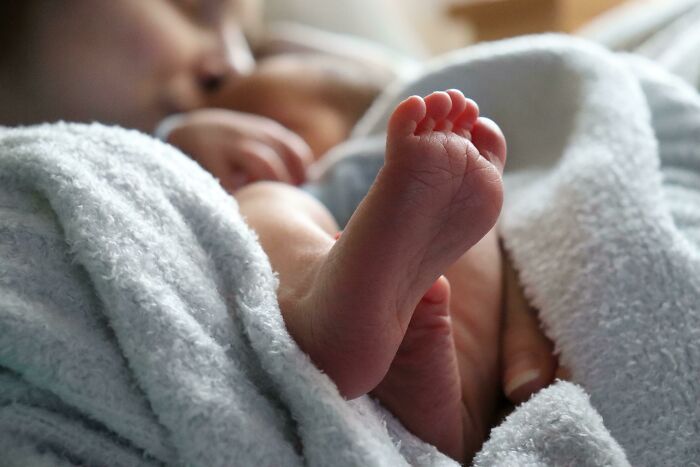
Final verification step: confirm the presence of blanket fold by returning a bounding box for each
[0,124,449,466]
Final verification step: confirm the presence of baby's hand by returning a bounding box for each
[162,109,314,192]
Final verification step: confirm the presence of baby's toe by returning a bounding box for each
[416,91,453,133]
[454,98,480,136]
[446,90,468,121]
[471,117,507,173]
[434,90,468,131]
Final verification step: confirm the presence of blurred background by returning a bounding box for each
[245,0,700,94]
[258,0,668,57]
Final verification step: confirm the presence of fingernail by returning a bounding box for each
[505,368,541,398]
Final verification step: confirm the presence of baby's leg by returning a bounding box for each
[373,275,465,459]
[235,181,339,327]
[238,90,505,399]
[237,89,506,461]
[237,182,465,459]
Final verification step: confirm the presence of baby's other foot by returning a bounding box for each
[372,276,465,461]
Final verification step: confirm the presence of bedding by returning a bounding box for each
[1,34,700,466]
[312,34,700,465]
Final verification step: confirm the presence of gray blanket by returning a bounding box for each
[1,35,699,466]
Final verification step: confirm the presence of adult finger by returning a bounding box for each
[501,257,558,404]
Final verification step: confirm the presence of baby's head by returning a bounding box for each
[209,53,393,158]
[0,0,257,131]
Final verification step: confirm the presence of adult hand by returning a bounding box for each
[501,252,568,404]
[164,109,314,192]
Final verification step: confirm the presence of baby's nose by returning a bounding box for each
[197,24,254,95]
[196,57,228,95]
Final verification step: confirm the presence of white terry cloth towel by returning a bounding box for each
[311,34,700,465]
[0,123,457,467]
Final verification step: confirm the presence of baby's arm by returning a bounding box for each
[158,109,313,192]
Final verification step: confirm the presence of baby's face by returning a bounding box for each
[26,0,256,131]
[214,70,347,159]
[210,56,375,159]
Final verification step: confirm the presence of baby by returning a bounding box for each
[0,0,559,462]
[212,53,392,159]
[169,55,554,459]
[159,52,394,191]
[233,88,507,461]
[164,57,509,458]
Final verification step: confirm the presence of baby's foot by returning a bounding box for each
[372,276,465,460]
[283,90,506,456]
[290,90,506,394]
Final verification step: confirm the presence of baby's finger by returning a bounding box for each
[232,140,294,184]
[501,259,558,404]
[193,149,244,193]
[261,125,314,185]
